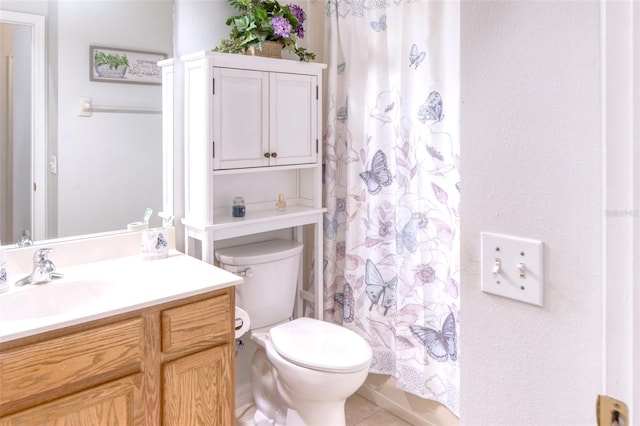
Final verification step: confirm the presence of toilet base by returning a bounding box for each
[283,408,306,426]
[277,393,347,426]
[253,408,280,426]
[252,406,319,426]
[252,347,287,425]
[251,345,349,426]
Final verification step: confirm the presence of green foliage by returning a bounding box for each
[94,51,129,69]
[213,0,315,62]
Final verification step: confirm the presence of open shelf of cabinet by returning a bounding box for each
[179,51,327,319]
[183,206,326,241]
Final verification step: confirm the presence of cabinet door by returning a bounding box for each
[269,72,317,166]
[0,374,143,426]
[213,67,269,170]
[162,346,233,426]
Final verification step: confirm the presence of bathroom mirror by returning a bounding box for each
[0,0,173,247]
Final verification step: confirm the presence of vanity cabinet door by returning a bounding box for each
[269,72,317,166]
[162,346,233,426]
[0,374,144,426]
[213,67,269,170]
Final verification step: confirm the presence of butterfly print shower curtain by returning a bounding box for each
[319,0,460,415]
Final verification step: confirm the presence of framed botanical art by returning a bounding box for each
[90,46,166,85]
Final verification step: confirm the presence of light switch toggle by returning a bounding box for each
[493,258,502,274]
[518,262,526,279]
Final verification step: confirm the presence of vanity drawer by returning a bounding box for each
[0,318,144,413]
[161,292,231,354]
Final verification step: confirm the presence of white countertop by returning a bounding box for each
[0,250,242,343]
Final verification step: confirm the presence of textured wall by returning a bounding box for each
[460,1,602,425]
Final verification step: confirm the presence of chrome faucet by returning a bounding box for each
[15,248,64,286]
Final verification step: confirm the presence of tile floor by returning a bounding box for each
[236,393,411,426]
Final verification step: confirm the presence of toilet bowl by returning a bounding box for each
[215,240,372,426]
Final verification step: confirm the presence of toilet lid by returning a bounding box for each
[269,317,372,373]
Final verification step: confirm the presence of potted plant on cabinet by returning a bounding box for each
[214,0,316,62]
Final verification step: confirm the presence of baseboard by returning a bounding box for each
[357,381,458,426]
[357,385,427,426]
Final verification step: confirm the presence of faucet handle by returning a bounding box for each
[33,248,52,263]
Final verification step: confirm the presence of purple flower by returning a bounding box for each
[271,16,292,38]
[378,220,392,237]
[415,264,436,284]
[411,212,429,227]
[287,4,306,38]
[287,4,306,24]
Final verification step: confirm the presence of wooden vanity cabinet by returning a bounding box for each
[0,287,235,426]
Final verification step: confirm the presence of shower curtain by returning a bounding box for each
[322,0,460,415]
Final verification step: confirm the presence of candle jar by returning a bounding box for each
[232,196,246,217]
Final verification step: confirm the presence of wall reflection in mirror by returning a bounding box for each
[0,0,173,247]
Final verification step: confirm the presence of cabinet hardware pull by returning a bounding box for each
[270,152,278,158]
[264,153,271,158]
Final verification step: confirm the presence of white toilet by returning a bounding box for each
[215,239,372,426]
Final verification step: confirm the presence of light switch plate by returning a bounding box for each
[481,232,544,306]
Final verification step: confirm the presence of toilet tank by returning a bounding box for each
[215,239,303,329]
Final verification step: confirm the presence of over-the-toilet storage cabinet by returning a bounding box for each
[180,51,326,318]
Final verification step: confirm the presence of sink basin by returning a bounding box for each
[0,279,116,321]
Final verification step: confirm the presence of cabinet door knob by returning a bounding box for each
[264,153,271,158]
[270,152,278,158]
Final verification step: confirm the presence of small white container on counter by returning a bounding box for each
[141,228,169,260]
[127,221,149,232]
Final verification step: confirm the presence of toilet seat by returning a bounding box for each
[269,317,372,373]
